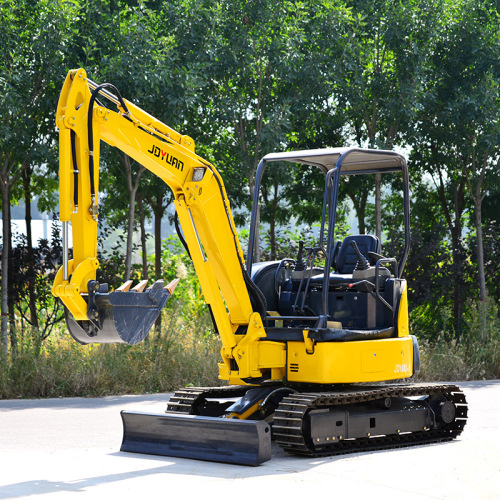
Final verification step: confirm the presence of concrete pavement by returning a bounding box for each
[0,381,499,499]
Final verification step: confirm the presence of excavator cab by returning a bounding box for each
[247,149,413,356]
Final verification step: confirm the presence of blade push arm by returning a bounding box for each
[52,69,286,382]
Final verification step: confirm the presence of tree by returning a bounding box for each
[9,221,64,348]
[410,0,500,339]
[198,0,351,261]
[335,0,442,239]
[87,3,168,281]
[0,0,76,351]
[94,1,209,281]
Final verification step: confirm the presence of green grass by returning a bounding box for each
[414,297,500,381]
[2,335,498,399]
[417,338,500,381]
[0,302,222,399]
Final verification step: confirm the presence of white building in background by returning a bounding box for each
[2,198,71,248]
[11,217,51,245]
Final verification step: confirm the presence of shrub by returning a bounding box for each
[415,297,500,381]
[0,299,222,399]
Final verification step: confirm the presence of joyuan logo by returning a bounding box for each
[147,144,184,171]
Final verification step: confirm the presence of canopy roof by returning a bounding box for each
[261,147,406,174]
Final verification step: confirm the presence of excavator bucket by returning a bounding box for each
[120,411,272,465]
[65,279,179,345]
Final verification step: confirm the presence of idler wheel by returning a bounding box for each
[438,400,456,424]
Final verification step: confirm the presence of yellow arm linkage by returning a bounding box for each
[52,69,286,383]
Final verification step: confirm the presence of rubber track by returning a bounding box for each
[166,385,249,414]
[273,383,468,457]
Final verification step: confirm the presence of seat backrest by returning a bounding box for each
[335,235,381,274]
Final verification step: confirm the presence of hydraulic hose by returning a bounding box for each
[87,82,130,200]
[70,130,78,212]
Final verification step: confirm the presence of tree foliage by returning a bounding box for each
[408,0,500,339]
[0,0,499,352]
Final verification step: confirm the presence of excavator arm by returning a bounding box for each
[52,68,286,382]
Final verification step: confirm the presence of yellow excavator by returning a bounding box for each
[52,69,467,465]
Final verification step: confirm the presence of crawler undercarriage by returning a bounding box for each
[120,383,468,465]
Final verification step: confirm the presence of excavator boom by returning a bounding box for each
[52,69,272,379]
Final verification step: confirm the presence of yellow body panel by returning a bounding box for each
[397,282,409,337]
[287,336,414,384]
[284,283,413,384]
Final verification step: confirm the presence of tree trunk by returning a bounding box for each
[153,195,164,333]
[124,186,137,282]
[450,182,466,342]
[269,217,276,260]
[7,201,17,349]
[154,195,163,282]
[366,109,382,240]
[121,155,145,281]
[434,163,466,342]
[8,297,16,349]
[1,153,28,354]
[23,167,38,329]
[474,199,487,340]
[1,179,10,355]
[249,176,261,264]
[253,208,261,263]
[451,224,465,342]
[348,191,368,235]
[137,196,148,280]
[463,152,488,340]
[261,181,279,260]
[7,201,17,345]
[474,201,486,302]
[271,181,279,259]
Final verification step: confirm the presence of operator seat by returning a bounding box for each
[307,234,381,288]
[335,235,380,272]
[322,234,381,285]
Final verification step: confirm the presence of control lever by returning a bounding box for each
[350,240,370,271]
[348,280,376,292]
[295,240,306,272]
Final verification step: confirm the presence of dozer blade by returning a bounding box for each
[65,279,178,345]
[120,410,272,466]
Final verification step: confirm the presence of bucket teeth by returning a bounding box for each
[132,280,149,293]
[115,279,177,295]
[116,280,133,292]
[165,278,180,295]
[147,279,164,291]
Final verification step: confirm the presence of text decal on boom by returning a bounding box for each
[148,144,184,171]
